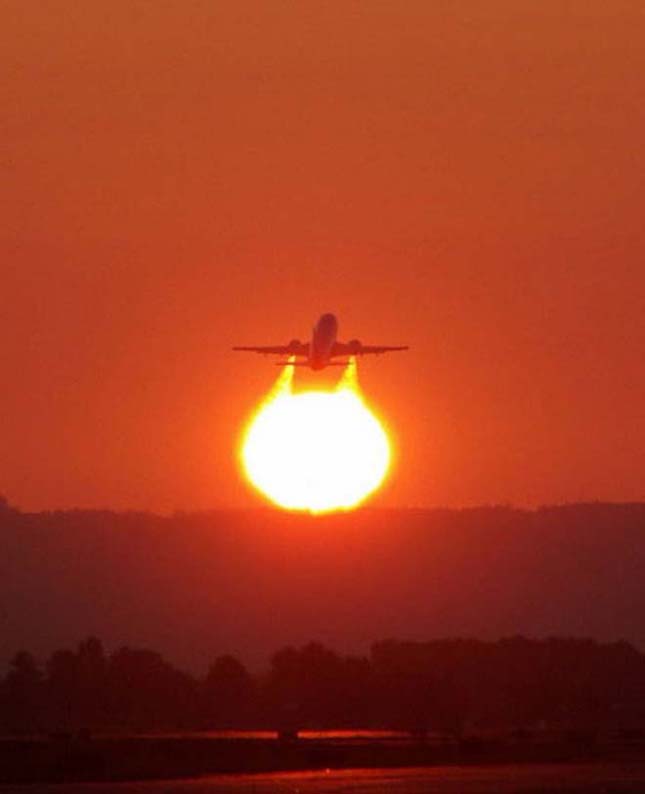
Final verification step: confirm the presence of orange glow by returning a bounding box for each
[239,358,391,513]
[5,2,645,512]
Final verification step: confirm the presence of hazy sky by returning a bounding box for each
[3,1,645,511]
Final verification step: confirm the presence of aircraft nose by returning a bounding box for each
[319,313,338,330]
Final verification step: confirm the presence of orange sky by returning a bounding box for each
[2,1,645,512]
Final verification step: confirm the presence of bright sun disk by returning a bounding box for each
[239,358,391,513]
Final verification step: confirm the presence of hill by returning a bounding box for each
[1,503,644,671]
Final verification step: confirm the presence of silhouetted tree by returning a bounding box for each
[2,632,645,735]
[45,637,108,732]
[46,649,78,731]
[267,643,372,729]
[107,647,197,730]
[204,655,256,727]
[3,652,43,733]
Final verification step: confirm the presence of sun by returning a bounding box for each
[239,358,391,513]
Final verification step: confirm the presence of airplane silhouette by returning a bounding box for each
[233,313,408,370]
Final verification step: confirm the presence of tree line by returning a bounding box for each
[2,636,645,736]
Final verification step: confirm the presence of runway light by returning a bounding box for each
[239,358,391,513]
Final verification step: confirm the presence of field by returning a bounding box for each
[3,763,645,794]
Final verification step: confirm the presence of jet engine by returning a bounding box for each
[347,339,362,354]
[288,339,302,352]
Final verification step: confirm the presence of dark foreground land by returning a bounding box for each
[4,764,645,794]
[1,733,645,787]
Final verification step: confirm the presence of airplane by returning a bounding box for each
[233,313,408,370]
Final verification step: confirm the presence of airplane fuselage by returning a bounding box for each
[310,313,338,370]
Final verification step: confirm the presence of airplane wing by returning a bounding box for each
[333,342,408,356]
[233,342,309,356]
[358,345,409,355]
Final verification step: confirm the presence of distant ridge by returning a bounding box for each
[1,502,644,672]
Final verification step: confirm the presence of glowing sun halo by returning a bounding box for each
[239,358,391,513]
